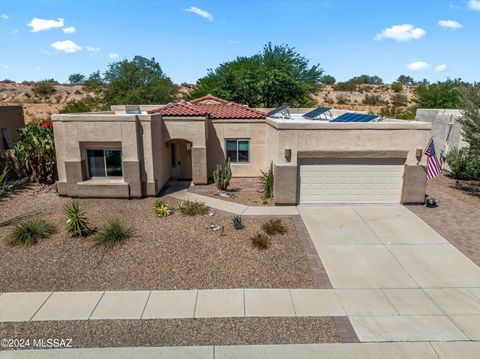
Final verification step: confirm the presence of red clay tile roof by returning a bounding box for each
[148,95,266,120]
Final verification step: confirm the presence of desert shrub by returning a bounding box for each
[390,94,408,107]
[322,74,336,85]
[362,94,383,106]
[380,105,415,120]
[232,215,244,230]
[153,200,173,217]
[213,159,232,191]
[446,148,480,179]
[4,218,55,246]
[334,82,357,92]
[59,97,97,114]
[250,233,270,250]
[177,200,209,216]
[32,81,57,96]
[93,219,132,247]
[391,82,403,93]
[261,218,288,236]
[0,167,8,198]
[259,165,274,199]
[65,201,90,237]
[336,94,349,105]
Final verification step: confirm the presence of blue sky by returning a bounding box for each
[0,0,479,84]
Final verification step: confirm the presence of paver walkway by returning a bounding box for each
[2,342,480,358]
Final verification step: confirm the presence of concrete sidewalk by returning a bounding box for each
[2,342,480,358]
[3,288,480,342]
[168,189,299,216]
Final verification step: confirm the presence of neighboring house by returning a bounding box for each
[52,95,431,204]
[416,109,468,164]
[0,105,24,152]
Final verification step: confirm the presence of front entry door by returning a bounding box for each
[170,143,192,180]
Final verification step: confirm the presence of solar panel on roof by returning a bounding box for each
[303,107,332,119]
[331,113,379,123]
[267,105,290,117]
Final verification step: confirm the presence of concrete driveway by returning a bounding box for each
[298,205,480,289]
[299,205,480,342]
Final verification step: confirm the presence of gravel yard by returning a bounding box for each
[189,177,274,206]
[0,186,315,292]
[428,173,479,209]
[0,317,341,348]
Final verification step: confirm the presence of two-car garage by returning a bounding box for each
[298,158,405,204]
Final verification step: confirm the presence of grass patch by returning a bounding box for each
[262,218,288,236]
[250,233,270,250]
[92,219,132,247]
[177,200,209,216]
[4,218,55,246]
[153,200,173,217]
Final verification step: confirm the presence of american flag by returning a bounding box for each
[425,138,442,180]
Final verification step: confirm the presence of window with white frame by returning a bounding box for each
[226,139,249,163]
[86,149,123,177]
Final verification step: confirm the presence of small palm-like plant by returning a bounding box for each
[92,219,132,247]
[232,215,244,230]
[4,218,55,245]
[153,200,173,217]
[65,200,90,237]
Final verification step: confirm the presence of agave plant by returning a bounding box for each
[232,215,244,230]
[65,200,90,237]
[153,200,173,217]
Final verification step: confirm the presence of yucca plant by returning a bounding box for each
[232,215,244,230]
[4,218,55,245]
[65,200,90,237]
[153,200,173,217]
[92,219,132,247]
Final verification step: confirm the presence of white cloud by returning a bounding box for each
[86,46,100,52]
[468,0,480,11]
[0,13,9,20]
[51,40,81,53]
[184,6,213,21]
[376,24,426,41]
[435,64,448,72]
[438,20,463,29]
[28,17,64,32]
[407,61,430,71]
[108,53,119,59]
[63,26,76,33]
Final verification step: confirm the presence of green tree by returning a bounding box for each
[347,74,383,85]
[59,97,98,114]
[68,73,86,84]
[188,43,323,107]
[85,56,177,106]
[458,84,480,150]
[321,74,336,85]
[13,121,56,184]
[396,75,415,85]
[415,79,468,109]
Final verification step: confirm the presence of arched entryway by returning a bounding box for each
[167,139,193,180]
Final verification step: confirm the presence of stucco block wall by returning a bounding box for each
[208,120,266,177]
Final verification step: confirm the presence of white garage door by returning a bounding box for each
[298,159,405,204]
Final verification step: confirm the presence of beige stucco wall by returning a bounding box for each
[208,120,266,177]
[265,119,431,166]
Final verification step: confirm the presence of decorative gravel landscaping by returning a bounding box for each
[189,177,274,206]
[0,317,341,348]
[428,173,479,209]
[0,186,316,292]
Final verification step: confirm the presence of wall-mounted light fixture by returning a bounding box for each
[285,148,291,162]
[415,148,423,160]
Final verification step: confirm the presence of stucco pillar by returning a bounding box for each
[401,165,427,204]
[273,164,298,205]
[123,160,143,198]
[64,160,86,196]
[191,147,208,184]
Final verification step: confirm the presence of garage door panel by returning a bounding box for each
[299,159,404,204]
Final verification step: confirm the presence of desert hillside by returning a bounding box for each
[0,81,416,122]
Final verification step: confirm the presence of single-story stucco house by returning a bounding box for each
[52,95,431,205]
